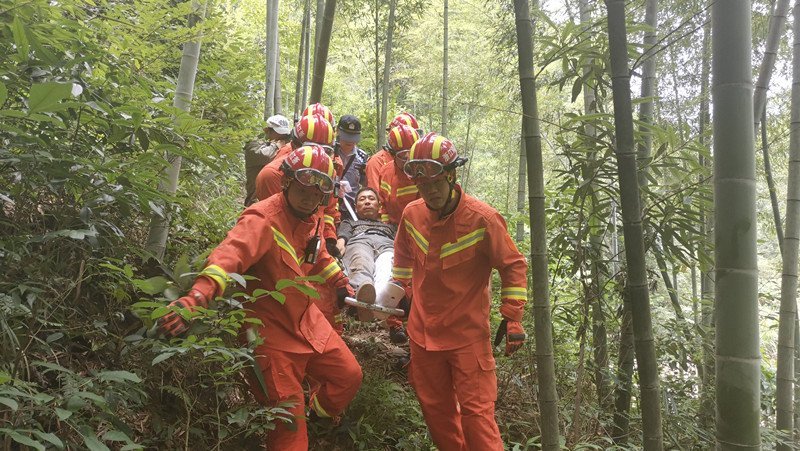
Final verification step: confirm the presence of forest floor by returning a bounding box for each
[306,314,543,450]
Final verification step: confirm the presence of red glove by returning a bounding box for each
[494,319,526,356]
[157,289,209,338]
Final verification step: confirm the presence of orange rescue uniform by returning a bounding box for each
[392,186,528,450]
[194,193,361,450]
[377,160,419,225]
[255,142,294,202]
[254,144,343,328]
[365,148,392,190]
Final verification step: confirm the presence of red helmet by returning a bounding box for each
[281,145,336,193]
[302,103,334,126]
[404,132,467,180]
[294,114,335,146]
[387,124,419,154]
[388,112,419,131]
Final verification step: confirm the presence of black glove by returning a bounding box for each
[326,238,341,258]
[397,296,411,318]
[493,319,526,355]
[336,286,353,309]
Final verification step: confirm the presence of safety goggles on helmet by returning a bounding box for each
[319,144,335,156]
[403,159,446,180]
[394,150,410,161]
[293,168,335,194]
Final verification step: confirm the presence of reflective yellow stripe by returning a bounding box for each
[397,185,419,197]
[380,181,392,195]
[318,261,339,280]
[440,228,486,258]
[327,124,334,145]
[272,227,302,265]
[200,264,230,292]
[392,266,412,279]
[307,118,315,141]
[380,214,390,222]
[501,287,527,301]
[324,214,335,226]
[404,220,429,254]
[432,135,446,159]
[392,127,403,148]
[327,158,334,177]
[310,393,331,418]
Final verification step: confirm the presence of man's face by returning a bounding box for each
[415,173,452,211]
[338,139,357,155]
[265,128,280,141]
[285,179,325,216]
[355,190,380,220]
[392,150,410,171]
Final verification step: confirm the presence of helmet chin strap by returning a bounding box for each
[438,171,459,217]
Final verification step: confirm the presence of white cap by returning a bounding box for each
[266,114,291,135]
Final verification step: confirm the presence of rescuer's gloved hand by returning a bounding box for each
[157,289,209,338]
[326,238,341,258]
[336,285,354,309]
[397,296,411,318]
[494,319,526,356]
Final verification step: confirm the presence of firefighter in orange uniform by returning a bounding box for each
[254,112,344,331]
[391,133,528,450]
[158,146,362,451]
[375,124,420,344]
[377,124,421,226]
[366,112,421,190]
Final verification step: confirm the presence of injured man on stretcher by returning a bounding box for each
[337,187,406,320]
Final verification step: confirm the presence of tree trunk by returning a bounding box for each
[145,1,205,260]
[293,0,310,119]
[612,285,635,444]
[378,0,397,147]
[712,3,760,449]
[264,0,279,119]
[636,0,657,189]
[441,0,448,136]
[604,1,664,448]
[762,104,785,254]
[314,0,324,59]
[697,1,715,429]
[274,39,282,114]
[374,0,380,143]
[775,2,800,447]
[309,0,335,103]
[578,0,610,414]
[753,0,791,128]
[516,118,526,242]
[302,0,312,111]
[513,0,561,448]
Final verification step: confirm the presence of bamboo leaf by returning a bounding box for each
[28,82,72,113]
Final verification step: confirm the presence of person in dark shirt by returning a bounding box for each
[335,115,368,220]
[337,187,397,316]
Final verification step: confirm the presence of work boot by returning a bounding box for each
[389,325,408,344]
[355,283,376,322]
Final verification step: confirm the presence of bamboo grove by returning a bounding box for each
[1,0,800,448]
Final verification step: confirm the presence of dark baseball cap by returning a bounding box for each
[337,115,362,143]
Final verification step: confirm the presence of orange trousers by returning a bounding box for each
[247,333,362,450]
[313,283,344,335]
[408,339,503,451]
